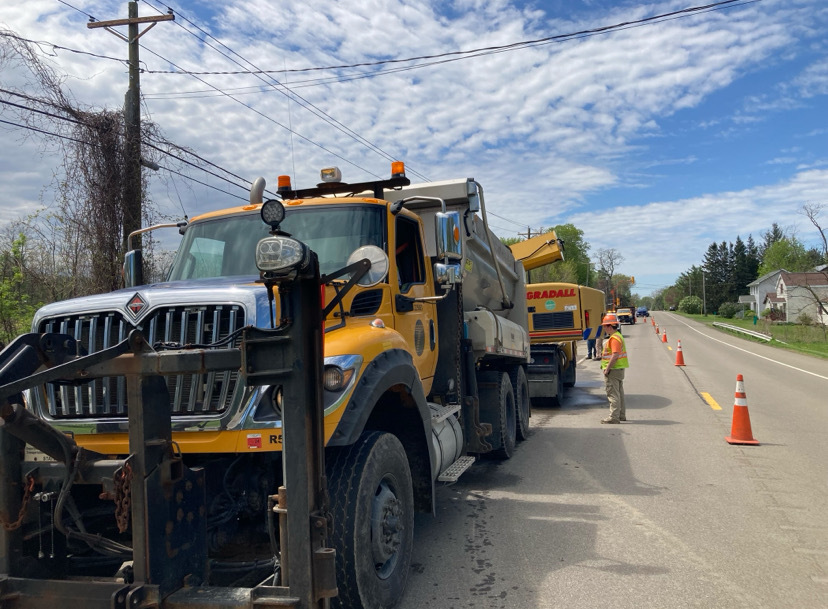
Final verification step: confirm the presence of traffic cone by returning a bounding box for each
[661,330,667,343]
[725,374,759,445]
[674,340,685,366]
[656,325,660,335]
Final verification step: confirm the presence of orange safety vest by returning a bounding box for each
[601,330,629,370]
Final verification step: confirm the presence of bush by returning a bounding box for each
[797,312,814,326]
[717,302,740,319]
[678,295,703,315]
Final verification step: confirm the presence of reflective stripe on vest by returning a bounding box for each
[601,331,629,369]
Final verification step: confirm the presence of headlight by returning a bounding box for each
[256,236,308,274]
[322,355,361,393]
[323,365,354,391]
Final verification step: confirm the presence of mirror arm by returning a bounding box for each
[321,259,370,318]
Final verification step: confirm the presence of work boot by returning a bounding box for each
[586,355,592,360]
[601,417,620,424]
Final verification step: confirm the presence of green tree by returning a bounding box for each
[758,237,817,275]
[760,223,785,258]
[0,234,42,343]
[678,295,703,314]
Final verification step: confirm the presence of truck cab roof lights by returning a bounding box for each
[391,161,405,178]
[277,175,292,196]
[320,167,342,183]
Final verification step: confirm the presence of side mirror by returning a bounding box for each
[433,262,461,286]
[123,249,143,288]
[435,211,462,262]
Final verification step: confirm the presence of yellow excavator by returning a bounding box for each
[510,231,605,405]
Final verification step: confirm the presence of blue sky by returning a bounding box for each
[1,0,827,296]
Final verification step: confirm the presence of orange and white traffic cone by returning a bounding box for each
[661,330,668,343]
[725,374,759,445]
[674,340,686,366]
[656,325,660,335]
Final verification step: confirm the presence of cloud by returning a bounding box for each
[569,168,828,281]
[0,0,825,277]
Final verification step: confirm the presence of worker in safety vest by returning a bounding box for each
[600,312,628,423]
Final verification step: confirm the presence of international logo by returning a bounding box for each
[126,293,147,319]
[545,300,556,311]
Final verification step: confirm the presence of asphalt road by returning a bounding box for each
[398,315,828,609]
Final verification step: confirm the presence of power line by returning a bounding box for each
[0,31,129,66]
[0,117,88,146]
[142,0,759,80]
[140,0,430,183]
[50,1,388,184]
[1,88,260,195]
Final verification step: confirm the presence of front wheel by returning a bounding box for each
[326,432,414,609]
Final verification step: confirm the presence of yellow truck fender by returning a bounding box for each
[327,345,437,514]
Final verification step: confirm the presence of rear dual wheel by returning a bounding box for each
[509,366,530,441]
[479,370,517,459]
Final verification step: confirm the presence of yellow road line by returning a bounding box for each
[700,392,721,410]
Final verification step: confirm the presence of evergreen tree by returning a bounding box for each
[732,236,755,301]
[760,223,785,258]
[745,235,761,279]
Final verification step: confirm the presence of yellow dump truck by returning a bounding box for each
[9,163,531,609]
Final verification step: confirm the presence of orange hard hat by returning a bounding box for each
[601,313,618,326]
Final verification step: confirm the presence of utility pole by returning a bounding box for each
[88,3,174,256]
[702,270,706,316]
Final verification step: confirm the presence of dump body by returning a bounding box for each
[384,179,528,331]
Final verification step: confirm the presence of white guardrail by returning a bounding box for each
[712,322,773,342]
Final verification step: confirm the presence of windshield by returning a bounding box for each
[167,204,386,281]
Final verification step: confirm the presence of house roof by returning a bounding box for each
[747,268,787,287]
[779,271,828,288]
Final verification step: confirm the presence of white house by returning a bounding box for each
[771,271,828,325]
[745,269,787,315]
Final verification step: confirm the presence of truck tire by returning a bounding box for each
[326,431,414,609]
[563,362,576,388]
[479,370,516,459]
[509,366,530,442]
[551,364,565,406]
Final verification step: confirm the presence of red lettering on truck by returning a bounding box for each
[527,288,576,299]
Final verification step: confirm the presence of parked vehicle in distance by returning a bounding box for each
[636,306,649,317]
[669,305,677,311]
[616,307,635,324]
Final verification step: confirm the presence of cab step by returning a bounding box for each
[430,402,461,424]
[437,455,476,483]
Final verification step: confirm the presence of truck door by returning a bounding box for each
[393,215,438,392]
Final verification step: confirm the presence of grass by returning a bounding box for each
[666,312,828,359]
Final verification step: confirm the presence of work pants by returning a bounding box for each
[604,368,626,421]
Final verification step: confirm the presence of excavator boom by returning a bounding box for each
[509,231,565,271]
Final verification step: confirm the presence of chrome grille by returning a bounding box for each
[36,305,245,419]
